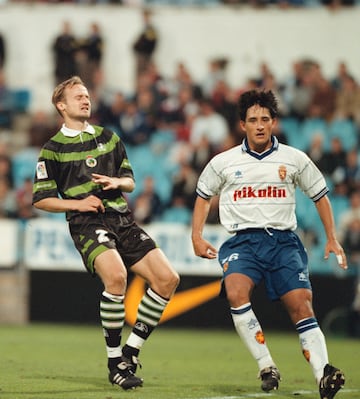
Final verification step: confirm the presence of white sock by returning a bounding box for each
[231,303,276,371]
[296,317,328,383]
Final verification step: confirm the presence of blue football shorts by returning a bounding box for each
[218,228,311,301]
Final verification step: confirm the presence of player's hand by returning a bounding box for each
[324,239,348,270]
[91,173,118,191]
[78,195,105,213]
[192,237,218,259]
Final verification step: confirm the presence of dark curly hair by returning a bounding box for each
[238,90,278,121]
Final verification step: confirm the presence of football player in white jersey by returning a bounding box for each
[191,90,347,399]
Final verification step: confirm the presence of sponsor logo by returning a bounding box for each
[235,170,243,178]
[233,186,286,201]
[36,161,48,179]
[85,155,97,168]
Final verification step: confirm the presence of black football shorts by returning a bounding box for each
[69,213,157,274]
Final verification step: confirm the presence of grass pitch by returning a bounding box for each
[0,323,359,399]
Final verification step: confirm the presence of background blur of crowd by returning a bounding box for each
[4,0,360,9]
[0,3,360,284]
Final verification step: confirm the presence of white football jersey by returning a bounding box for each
[196,137,328,233]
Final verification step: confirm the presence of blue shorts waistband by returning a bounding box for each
[235,228,290,235]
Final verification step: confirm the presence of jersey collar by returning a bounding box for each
[241,136,279,160]
[61,122,95,137]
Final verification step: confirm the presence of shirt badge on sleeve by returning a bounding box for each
[36,161,48,179]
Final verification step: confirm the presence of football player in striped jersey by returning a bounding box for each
[33,76,179,391]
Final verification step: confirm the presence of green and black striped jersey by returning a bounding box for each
[32,124,134,220]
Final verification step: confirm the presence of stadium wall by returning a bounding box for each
[29,270,355,333]
[0,219,356,332]
[0,4,360,112]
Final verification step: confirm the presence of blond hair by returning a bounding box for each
[52,76,85,116]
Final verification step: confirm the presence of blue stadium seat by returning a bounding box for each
[299,118,328,152]
[12,147,39,189]
[327,118,358,152]
[161,205,191,224]
[279,117,300,148]
[12,89,31,113]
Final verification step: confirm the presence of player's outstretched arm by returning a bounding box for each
[91,173,135,193]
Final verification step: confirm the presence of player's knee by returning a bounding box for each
[226,289,250,308]
[164,270,180,296]
[153,271,180,299]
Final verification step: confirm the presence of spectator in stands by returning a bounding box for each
[282,59,318,121]
[132,176,163,225]
[161,196,191,224]
[306,133,328,171]
[0,150,13,188]
[135,87,157,133]
[0,31,5,70]
[337,189,360,337]
[16,177,39,220]
[334,74,360,128]
[190,135,215,174]
[338,189,360,243]
[119,99,154,145]
[158,63,201,132]
[331,61,353,90]
[96,91,126,135]
[308,76,337,122]
[0,70,13,128]
[320,137,347,182]
[202,57,229,98]
[210,80,239,134]
[27,110,58,148]
[342,148,360,194]
[0,177,16,218]
[79,22,104,90]
[260,73,289,118]
[170,159,198,210]
[189,98,229,153]
[132,9,158,80]
[52,21,79,85]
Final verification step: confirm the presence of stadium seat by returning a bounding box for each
[12,89,31,113]
[299,118,327,152]
[278,117,300,148]
[161,205,191,224]
[327,118,357,152]
[12,147,39,189]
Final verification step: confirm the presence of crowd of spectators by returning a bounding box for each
[0,14,360,281]
[4,0,360,8]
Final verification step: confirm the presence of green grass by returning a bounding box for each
[0,323,359,399]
